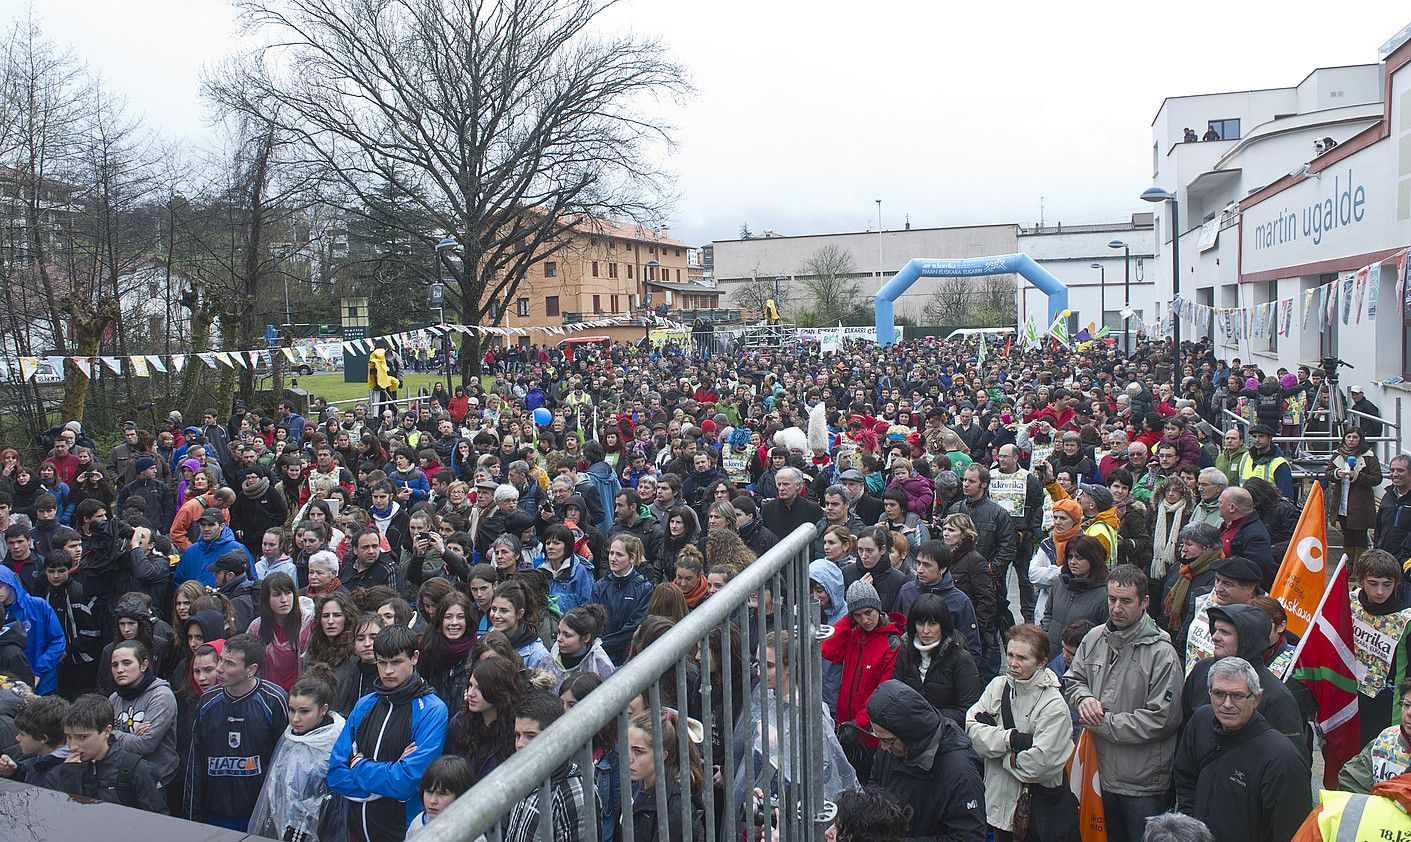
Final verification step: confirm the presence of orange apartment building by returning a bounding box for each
[497,217,720,341]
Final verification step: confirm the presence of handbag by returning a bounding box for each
[1002,683,1078,842]
[1001,683,1036,839]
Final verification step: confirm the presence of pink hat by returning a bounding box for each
[1280,373,1298,388]
[1245,377,1260,390]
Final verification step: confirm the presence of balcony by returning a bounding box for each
[676,308,739,323]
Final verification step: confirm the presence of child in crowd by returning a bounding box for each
[406,755,474,838]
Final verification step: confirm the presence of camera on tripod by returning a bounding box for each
[1320,356,1353,384]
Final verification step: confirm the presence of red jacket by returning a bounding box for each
[821,611,905,744]
[447,395,469,424]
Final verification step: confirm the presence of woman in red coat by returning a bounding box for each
[821,578,905,782]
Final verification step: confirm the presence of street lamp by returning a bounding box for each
[1108,239,1131,353]
[434,235,457,392]
[1090,262,1105,336]
[1140,187,1180,385]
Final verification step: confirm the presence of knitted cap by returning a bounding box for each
[846,579,883,616]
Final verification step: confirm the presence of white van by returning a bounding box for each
[944,326,1017,342]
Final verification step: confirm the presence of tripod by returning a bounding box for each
[1301,357,1352,459]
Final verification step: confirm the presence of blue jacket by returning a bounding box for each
[0,566,64,694]
[592,569,653,665]
[583,462,622,533]
[537,553,595,614]
[894,571,982,663]
[387,468,430,504]
[174,526,253,588]
[328,677,448,836]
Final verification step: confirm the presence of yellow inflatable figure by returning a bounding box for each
[368,348,401,392]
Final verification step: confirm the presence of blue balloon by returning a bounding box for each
[533,407,552,427]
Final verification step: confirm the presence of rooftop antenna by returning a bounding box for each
[905,214,911,231]
[1040,196,1045,228]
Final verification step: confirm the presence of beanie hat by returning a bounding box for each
[846,579,883,617]
[134,456,157,473]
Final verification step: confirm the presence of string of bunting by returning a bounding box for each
[12,313,684,382]
[1167,247,1410,343]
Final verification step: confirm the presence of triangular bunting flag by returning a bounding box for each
[146,355,167,374]
[70,357,92,378]
[18,357,38,380]
[170,355,185,374]
[198,353,218,369]
[101,356,124,375]
[130,356,149,378]
[214,352,234,368]
[282,347,298,364]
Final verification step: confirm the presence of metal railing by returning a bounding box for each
[416,523,828,842]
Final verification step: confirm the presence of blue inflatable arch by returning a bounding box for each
[873,254,1069,345]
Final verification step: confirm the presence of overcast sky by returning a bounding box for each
[25,1,1411,245]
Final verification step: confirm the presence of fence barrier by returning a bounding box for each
[414,523,830,842]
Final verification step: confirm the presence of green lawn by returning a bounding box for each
[287,371,496,404]
[288,372,453,403]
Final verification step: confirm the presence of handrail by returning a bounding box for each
[413,522,820,842]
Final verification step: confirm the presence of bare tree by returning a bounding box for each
[207,0,689,382]
[798,243,862,324]
[921,276,971,325]
[728,258,788,321]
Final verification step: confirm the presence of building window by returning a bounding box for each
[676,269,681,282]
[649,245,656,255]
[544,261,557,278]
[545,296,559,317]
[627,264,634,279]
[592,295,602,313]
[608,263,618,279]
[1263,281,1277,354]
[516,297,529,317]
[591,261,599,277]
[611,294,619,313]
[1206,118,1240,141]
[675,248,682,257]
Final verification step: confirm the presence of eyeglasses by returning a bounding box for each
[1210,690,1255,704]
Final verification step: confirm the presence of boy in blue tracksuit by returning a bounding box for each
[184,633,288,829]
[0,565,64,694]
[329,625,448,842]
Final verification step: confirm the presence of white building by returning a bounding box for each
[1148,23,1411,449]
[710,216,1154,330]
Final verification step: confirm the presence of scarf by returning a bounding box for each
[506,622,537,651]
[681,574,708,608]
[306,578,342,599]
[1162,547,1220,632]
[114,667,156,701]
[242,476,271,498]
[913,636,941,676]
[446,632,476,662]
[1150,498,1186,579]
[1051,499,1083,564]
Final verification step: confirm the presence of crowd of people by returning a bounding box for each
[0,328,1407,842]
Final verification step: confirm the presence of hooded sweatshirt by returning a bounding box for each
[0,615,34,687]
[1182,603,1307,756]
[809,559,848,712]
[865,680,987,841]
[174,524,253,588]
[0,565,63,693]
[110,670,180,786]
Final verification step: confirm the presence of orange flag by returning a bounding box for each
[1067,730,1105,841]
[1269,481,1328,639]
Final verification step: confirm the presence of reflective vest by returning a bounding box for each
[1317,790,1411,842]
[1349,589,1411,697]
[1236,451,1289,486]
[1368,725,1411,786]
[1082,516,1118,567]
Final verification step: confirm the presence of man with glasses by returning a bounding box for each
[1180,603,1305,753]
[1173,657,1308,842]
[1190,468,1228,527]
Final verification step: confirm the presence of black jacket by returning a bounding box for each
[950,547,999,637]
[946,495,1016,571]
[737,518,779,561]
[230,483,289,558]
[866,680,987,841]
[842,553,913,615]
[1181,604,1308,759]
[890,632,983,725]
[50,743,167,814]
[1377,485,1411,563]
[1173,707,1309,842]
[609,510,667,582]
[0,620,33,686]
[217,572,258,634]
[760,495,823,543]
[1227,512,1276,590]
[340,552,397,594]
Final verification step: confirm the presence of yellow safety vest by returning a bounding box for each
[1082,518,1118,566]
[1236,451,1289,486]
[1317,790,1411,841]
